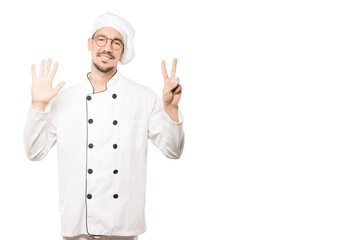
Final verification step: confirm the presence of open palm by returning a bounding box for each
[31,58,65,105]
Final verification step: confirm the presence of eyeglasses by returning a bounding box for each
[93,36,124,50]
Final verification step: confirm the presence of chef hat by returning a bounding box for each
[92,12,135,64]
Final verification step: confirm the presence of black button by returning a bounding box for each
[113,144,117,149]
[88,169,93,174]
[113,120,118,125]
[113,169,118,174]
[88,143,94,148]
[87,194,92,199]
[113,194,118,199]
[87,96,92,101]
[88,119,93,124]
[112,93,117,99]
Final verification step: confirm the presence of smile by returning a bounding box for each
[99,55,113,60]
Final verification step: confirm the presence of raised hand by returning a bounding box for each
[31,58,65,111]
[161,58,182,109]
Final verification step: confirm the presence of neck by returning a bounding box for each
[89,65,118,93]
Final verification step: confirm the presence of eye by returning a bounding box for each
[97,37,106,42]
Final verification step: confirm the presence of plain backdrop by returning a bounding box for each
[1,0,347,239]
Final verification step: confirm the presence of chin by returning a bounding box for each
[93,61,115,73]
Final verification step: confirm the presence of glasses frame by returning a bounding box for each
[92,36,124,50]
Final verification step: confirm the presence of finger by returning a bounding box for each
[166,77,180,92]
[39,59,46,78]
[49,62,59,82]
[174,85,182,95]
[44,58,52,78]
[170,58,177,79]
[53,81,65,95]
[172,77,179,85]
[173,84,182,94]
[161,60,169,79]
[31,64,36,80]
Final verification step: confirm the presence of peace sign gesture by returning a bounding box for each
[161,58,182,110]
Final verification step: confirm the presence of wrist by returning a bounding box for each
[163,105,179,123]
[164,104,178,111]
[32,101,47,112]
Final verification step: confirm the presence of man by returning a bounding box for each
[23,12,185,240]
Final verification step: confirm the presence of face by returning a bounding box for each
[88,27,124,73]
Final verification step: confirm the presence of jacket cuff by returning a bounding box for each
[30,100,54,114]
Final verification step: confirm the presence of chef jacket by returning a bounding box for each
[22,70,185,237]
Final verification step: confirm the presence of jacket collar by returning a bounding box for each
[85,70,122,94]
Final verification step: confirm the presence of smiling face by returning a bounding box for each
[88,27,124,73]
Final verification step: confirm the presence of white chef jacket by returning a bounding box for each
[22,70,185,237]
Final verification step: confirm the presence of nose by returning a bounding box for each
[103,39,113,52]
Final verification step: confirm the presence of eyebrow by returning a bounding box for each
[95,34,123,42]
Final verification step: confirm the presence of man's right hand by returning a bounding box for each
[31,58,65,111]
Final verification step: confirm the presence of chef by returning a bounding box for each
[23,12,185,240]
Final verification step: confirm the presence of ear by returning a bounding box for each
[120,48,124,59]
[88,38,92,51]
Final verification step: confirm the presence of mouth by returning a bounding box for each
[98,54,113,61]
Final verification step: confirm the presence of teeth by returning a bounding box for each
[101,56,110,60]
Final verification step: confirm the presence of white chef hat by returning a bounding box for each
[92,12,135,64]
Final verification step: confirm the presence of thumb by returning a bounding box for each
[53,81,65,95]
[167,77,179,91]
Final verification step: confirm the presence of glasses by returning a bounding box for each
[93,36,124,50]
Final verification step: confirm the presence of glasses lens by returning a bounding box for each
[112,40,123,50]
[95,37,107,47]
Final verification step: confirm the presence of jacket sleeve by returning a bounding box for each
[23,98,57,161]
[148,91,185,159]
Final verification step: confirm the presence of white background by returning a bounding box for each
[0,0,347,239]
